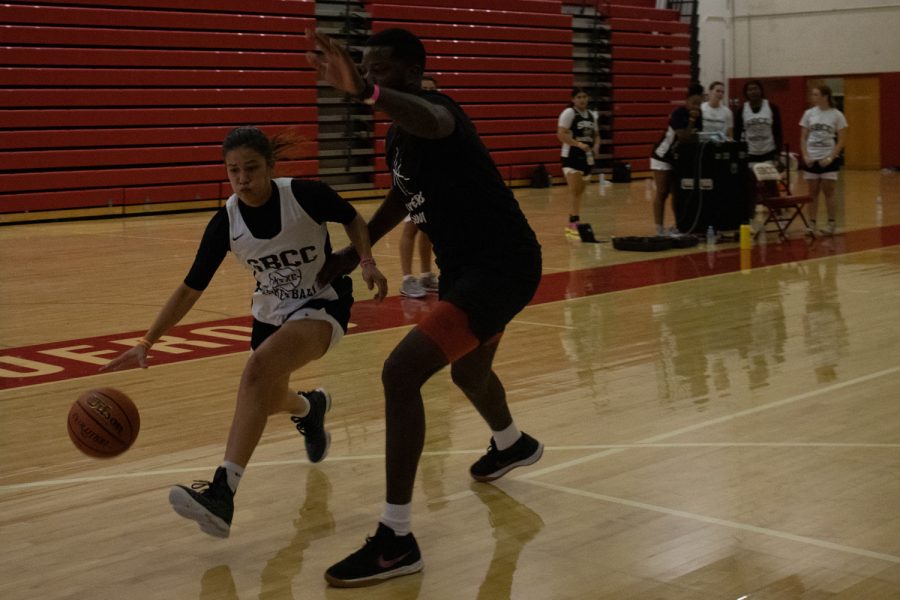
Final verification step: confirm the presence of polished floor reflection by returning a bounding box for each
[1,171,899,599]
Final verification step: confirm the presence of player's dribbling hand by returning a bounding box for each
[304,29,366,97]
[99,345,149,372]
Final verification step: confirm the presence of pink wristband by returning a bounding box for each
[363,84,380,105]
[359,257,376,267]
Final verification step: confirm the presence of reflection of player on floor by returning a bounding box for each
[399,74,441,298]
[101,126,386,538]
[471,484,544,600]
[307,27,545,587]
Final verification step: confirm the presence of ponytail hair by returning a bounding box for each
[222,126,305,166]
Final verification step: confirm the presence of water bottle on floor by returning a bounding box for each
[706,226,716,247]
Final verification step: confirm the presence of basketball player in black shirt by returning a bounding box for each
[307,28,544,587]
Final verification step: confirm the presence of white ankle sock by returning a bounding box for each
[381,502,412,536]
[492,423,521,451]
[293,392,311,417]
[222,461,244,493]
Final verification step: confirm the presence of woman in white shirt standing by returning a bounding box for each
[557,87,600,238]
[701,81,733,139]
[800,85,848,235]
[734,79,783,164]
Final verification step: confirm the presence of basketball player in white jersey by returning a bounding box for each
[101,126,386,538]
[557,87,600,238]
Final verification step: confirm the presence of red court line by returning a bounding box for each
[2,225,898,390]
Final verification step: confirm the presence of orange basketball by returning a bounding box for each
[67,387,140,458]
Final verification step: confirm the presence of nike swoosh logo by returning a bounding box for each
[232,233,245,241]
[376,551,411,570]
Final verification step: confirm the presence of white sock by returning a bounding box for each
[381,502,412,536]
[656,224,665,236]
[492,423,521,451]
[403,274,415,282]
[293,392,311,417]
[222,461,244,494]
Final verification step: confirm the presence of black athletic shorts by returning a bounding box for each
[250,275,353,350]
[438,248,542,342]
[802,155,842,174]
[561,153,591,176]
[748,150,779,163]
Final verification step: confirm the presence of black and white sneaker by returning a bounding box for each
[470,433,544,482]
[325,523,424,587]
[169,467,234,538]
[291,388,331,463]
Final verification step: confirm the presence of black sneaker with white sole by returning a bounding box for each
[169,466,234,538]
[325,523,423,587]
[291,388,331,463]
[469,432,544,482]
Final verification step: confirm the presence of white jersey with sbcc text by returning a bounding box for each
[800,106,848,161]
[226,178,337,326]
[742,99,776,155]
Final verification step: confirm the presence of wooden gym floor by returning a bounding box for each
[1,170,899,599]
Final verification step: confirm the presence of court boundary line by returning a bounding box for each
[4,439,899,493]
[3,364,898,492]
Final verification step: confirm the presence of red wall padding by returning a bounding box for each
[0,0,318,214]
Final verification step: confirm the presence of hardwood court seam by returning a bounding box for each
[520,478,900,565]
[516,364,900,480]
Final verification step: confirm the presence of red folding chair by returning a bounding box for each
[752,162,813,240]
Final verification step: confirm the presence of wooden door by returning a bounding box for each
[843,76,880,169]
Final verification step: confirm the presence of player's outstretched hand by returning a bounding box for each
[316,246,360,288]
[100,345,149,372]
[305,28,365,97]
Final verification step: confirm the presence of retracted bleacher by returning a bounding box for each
[0,0,318,221]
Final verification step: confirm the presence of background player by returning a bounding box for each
[557,87,600,238]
